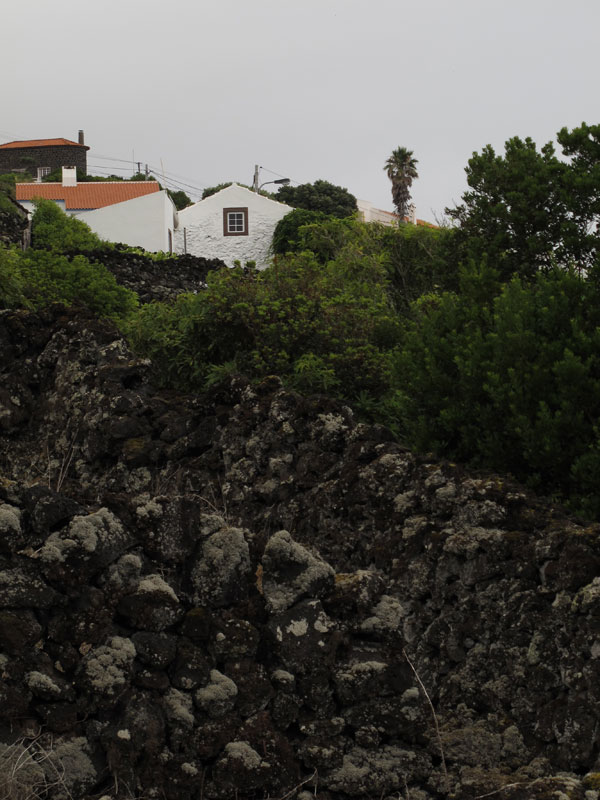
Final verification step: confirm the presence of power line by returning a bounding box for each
[88,165,135,173]
[145,166,206,194]
[87,165,203,199]
[87,152,137,165]
[89,151,208,195]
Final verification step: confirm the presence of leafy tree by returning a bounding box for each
[272,208,329,254]
[0,176,18,216]
[0,174,17,198]
[0,245,27,309]
[43,167,88,183]
[384,147,419,219]
[373,222,460,310]
[447,124,600,280]
[275,180,357,218]
[167,189,192,210]
[394,264,600,517]
[31,199,104,252]
[273,210,459,306]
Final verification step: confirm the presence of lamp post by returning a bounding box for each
[259,178,290,192]
[252,164,290,192]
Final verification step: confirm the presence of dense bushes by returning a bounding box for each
[3,129,600,519]
[18,249,138,317]
[274,212,458,306]
[272,208,329,255]
[0,246,27,309]
[0,243,138,318]
[0,201,137,319]
[126,247,401,404]
[395,265,600,516]
[31,199,104,252]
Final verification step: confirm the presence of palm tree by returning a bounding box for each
[384,147,419,220]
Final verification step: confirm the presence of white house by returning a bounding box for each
[16,168,178,252]
[77,190,178,253]
[357,198,417,226]
[174,183,293,268]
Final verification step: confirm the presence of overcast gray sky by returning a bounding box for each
[3,0,599,221]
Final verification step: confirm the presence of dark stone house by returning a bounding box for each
[0,131,89,179]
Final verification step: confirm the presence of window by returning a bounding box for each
[223,207,248,236]
[37,166,51,181]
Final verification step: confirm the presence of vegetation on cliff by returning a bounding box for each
[2,123,600,517]
[0,200,138,317]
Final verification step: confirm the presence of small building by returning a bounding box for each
[0,132,89,179]
[77,190,178,253]
[357,198,421,226]
[16,168,178,253]
[174,183,293,268]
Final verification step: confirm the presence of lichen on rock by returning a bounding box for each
[79,635,136,700]
[261,530,334,613]
[194,669,238,718]
[190,524,251,608]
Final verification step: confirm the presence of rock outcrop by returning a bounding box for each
[1,305,600,799]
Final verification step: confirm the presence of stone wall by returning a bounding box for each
[1,305,600,799]
[84,246,227,303]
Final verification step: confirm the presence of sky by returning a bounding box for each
[2,0,600,222]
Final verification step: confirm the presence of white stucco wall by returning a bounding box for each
[76,190,178,252]
[357,199,400,226]
[174,184,293,268]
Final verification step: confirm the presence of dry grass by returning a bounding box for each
[0,736,72,800]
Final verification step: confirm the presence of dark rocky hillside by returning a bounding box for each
[1,304,600,799]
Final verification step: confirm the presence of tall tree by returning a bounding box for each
[447,124,600,280]
[384,147,419,219]
[276,180,357,219]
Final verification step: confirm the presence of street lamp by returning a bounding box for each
[252,164,290,192]
[259,177,290,191]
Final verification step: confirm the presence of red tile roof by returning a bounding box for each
[16,182,160,210]
[0,138,89,150]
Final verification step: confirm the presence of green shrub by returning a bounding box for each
[272,208,329,255]
[31,199,105,253]
[394,264,600,516]
[0,246,28,309]
[273,213,459,309]
[19,249,137,318]
[126,247,401,403]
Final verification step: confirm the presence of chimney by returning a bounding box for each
[78,130,85,146]
[62,166,77,187]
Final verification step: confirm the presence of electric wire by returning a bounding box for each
[87,165,205,198]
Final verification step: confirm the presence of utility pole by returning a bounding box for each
[136,161,141,177]
[253,164,260,192]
